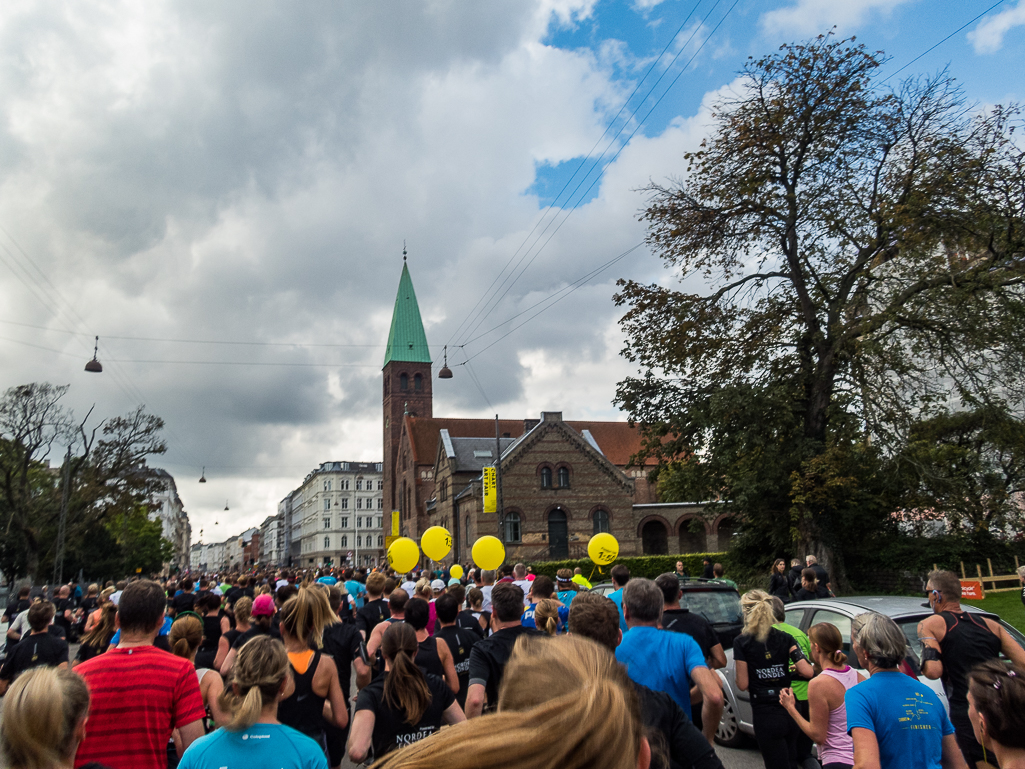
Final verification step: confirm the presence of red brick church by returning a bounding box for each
[381,262,733,564]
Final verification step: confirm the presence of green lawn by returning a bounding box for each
[963,589,1025,634]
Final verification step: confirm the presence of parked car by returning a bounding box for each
[714,596,1025,748]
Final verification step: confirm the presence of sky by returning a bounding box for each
[0,0,1022,542]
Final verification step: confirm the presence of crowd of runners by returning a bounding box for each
[0,562,1023,769]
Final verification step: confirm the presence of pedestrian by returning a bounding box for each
[615,578,723,745]
[214,595,251,672]
[768,596,816,767]
[733,589,814,769]
[792,568,830,600]
[568,592,724,769]
[405,597,459,693]
[193,592,223,670]
[919,569,1025,767]
[805,555,831,595]
[347,622,464,764]
[0,601,69,694]
[967,660,1025,769]
[356,572,391,640]
[465,587,490,636]
[277,589,350,747]
[73,601,117,667]
[74,579,206,769]
[847,612,963,769]
[219,593,280,677]
[769,559,791,603]
[780,622,863,769]
[178,635,328,769]
[555,570,579,607]
[0,667,90,769]
[168,614,230,738]
[464,582,542,718]
[608,564,631,633]
[480,569,496,612]
[434,593,479,708]
[370,633,650,769]
[701,558,714,580]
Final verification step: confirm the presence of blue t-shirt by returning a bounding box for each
[109,615,172,646]
[521,602,569,632]
[179,722,328,769]
[616,626,707,718]
[316,576,338,586]
[345,580,365,609]
[608,588,628,633]
[556,589,577,607]
[845,671,954,769]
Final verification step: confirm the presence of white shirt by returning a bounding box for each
[481,584,494,613]
[513,579,532,604]
[110,590,123,606]
[276,579,289,590]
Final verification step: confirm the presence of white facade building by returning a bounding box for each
[294,461,384,569]
[260,514,283,566]
[149,469,191,572]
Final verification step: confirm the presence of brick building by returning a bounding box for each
[381,262,734,563]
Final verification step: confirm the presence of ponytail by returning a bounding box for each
[219,635,290,732]
[0,667,90,769]
[382,623,431,725]
[168,615,203,660]
[740,590,776,643]
[808,622,847,667]
[535,598,561,637]
[279,586,336,649]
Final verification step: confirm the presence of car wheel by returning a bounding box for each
[715,691,746,748]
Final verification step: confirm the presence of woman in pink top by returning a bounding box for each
[781,622,865,769]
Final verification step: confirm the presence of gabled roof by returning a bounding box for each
[436,432,518,474]
[383,262,431,368]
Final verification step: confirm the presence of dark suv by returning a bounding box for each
[588,578,743,648]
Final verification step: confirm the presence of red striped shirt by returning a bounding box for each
[74,645,206,769]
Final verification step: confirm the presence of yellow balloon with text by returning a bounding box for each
[588,532,619,566]
[449,564,464,580]
[387,537,420,574]
[421,526,453,562]
[472,536,505,571]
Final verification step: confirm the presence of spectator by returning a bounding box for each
[0,601,68,694]
[616,578,723,745]
[75,579,206,769]
[571,567,592,590]
[787,559,804,596]
[0,667,90,769]
[711,564,737,590]
[701,558,714,580]
[805,555,831,594]
[768,559,792,603]
[607,564,631,633]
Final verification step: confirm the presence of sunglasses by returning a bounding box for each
[925,589,940,599]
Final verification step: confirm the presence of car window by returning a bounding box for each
[679,590,743,626]
[997,618,1025,653]
[810,609,857,667]
[785,607,809,631]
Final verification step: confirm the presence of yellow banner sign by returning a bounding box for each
[391,510,400,537]
[483,466,497,513]
[385,535,399,549]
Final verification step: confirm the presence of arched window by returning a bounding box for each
[400,373,409,391]
[503,512,521,543]
[377,535,384,547]
[341,535,348,547]
[540,467,553,488]
[593,509,610,534]
[323,536,330,549]
[357,535,363,548]
[557,466,570,488]
[414,374,423,391]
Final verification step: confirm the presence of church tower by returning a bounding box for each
[382,260,433,518]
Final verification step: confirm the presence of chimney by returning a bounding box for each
[540,411,563,423]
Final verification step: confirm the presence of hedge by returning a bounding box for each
[526,552,734,584]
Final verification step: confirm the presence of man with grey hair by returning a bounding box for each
[615,577,723,745]
[918,569,1025,767]
[848,612,965,769]
[804,554,832,594]
[511,563,531,603]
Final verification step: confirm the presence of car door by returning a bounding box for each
[807,609,855,665]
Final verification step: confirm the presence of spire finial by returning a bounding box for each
[403,240,407,262]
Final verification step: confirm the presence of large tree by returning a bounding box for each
[615,36,1025,585]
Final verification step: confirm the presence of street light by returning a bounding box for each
[84,336,103,373]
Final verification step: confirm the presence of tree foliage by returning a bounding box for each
[615,36,1025,587]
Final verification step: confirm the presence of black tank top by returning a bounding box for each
[416,636,445,679]
[277,651,326,739]
[939,611,1002,709]
[194,615,222,669]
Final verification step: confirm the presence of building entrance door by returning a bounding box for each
[548,509,568,559]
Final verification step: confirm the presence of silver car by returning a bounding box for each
[715,596,1025,748]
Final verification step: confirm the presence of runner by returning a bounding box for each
[848,612,962,769]
[780,622,863,769]
[178,635,328,769]
[214,595,251,672]
[732,590,814,768]
[608,565,631,633]
[0,667,91,769]
[168,614,229,733]
[533,599,562,637]
[464,582,541,718]
[770,596,815,766]
[465,587,490,636]
[966,660,1025,769]
[434,594,478,708]
[0,601,69,694]
[356,573,391,640]
[555,569,579,607]
[72,601,117,668]
[323,586,371,769]
[919,569,1025,767]
[220,594,280,677]
[479,569,496,612]
[521,576,567,631]
[193,593,223,670]
[404,598,458,693]
[367,589,409,665]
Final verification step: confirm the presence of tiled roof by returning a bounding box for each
[383,262,431,367]
[405,415,655,467]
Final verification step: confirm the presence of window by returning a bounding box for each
[323,480,331,491]
[341,517,349,529]
[323,518,331,530]
[465,515,470,547]
[356,479,363,491]
[343,479,350,490]
[357,535,363,547]
[377,480,384,490]
[414,373,423,391]
[377,535,384,547]
[400,373,409,391]
[593,509,610,534]
[440,480,448,502]
[340,499,348,510]
[558,467,570,488]
[503,512,521,543]
[341,535,347,547]
[541,467,553,488]
[376,517,382,528]
[356,498,363,510]
[357,517,363,529]
[377,498,383,509]
[811,610,854,664]
[323,499,331,511]
[323,536,330,549]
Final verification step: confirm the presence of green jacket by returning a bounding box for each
[773,621,811,700]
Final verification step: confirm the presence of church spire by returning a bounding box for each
[383,260,431,368]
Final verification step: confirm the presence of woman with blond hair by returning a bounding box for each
[373,633,650,769]
[780,623,864,769]
[0,667,90,769]
[534,598,562,636]
[83,586,115,635]
[178,635,328,769]
[734,589,814,769]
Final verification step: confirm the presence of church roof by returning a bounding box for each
[383,262,431,368]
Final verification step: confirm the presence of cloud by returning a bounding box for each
[968,1,1025,53]
[759,0,914,37]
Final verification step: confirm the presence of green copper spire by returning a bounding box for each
[383,261,432,368]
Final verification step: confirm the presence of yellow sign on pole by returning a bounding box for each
[391,510,400,537]
[483,466,497,513]
[385,535,399,549]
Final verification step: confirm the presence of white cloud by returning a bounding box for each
[759,0,914,37]
[968,1,1025,53]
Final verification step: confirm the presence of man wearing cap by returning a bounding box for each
[431,579,447,599]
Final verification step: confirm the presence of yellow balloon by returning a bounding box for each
[472,536,505,571]
[588,532,619,566]
[449,564,464,580]
[421,526,453,562]
[387,537,420,573]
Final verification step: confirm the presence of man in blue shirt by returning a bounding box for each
[521,576,568,632]
[615,577,723,745]
[344,568,366,609]
[607,565,631,634]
